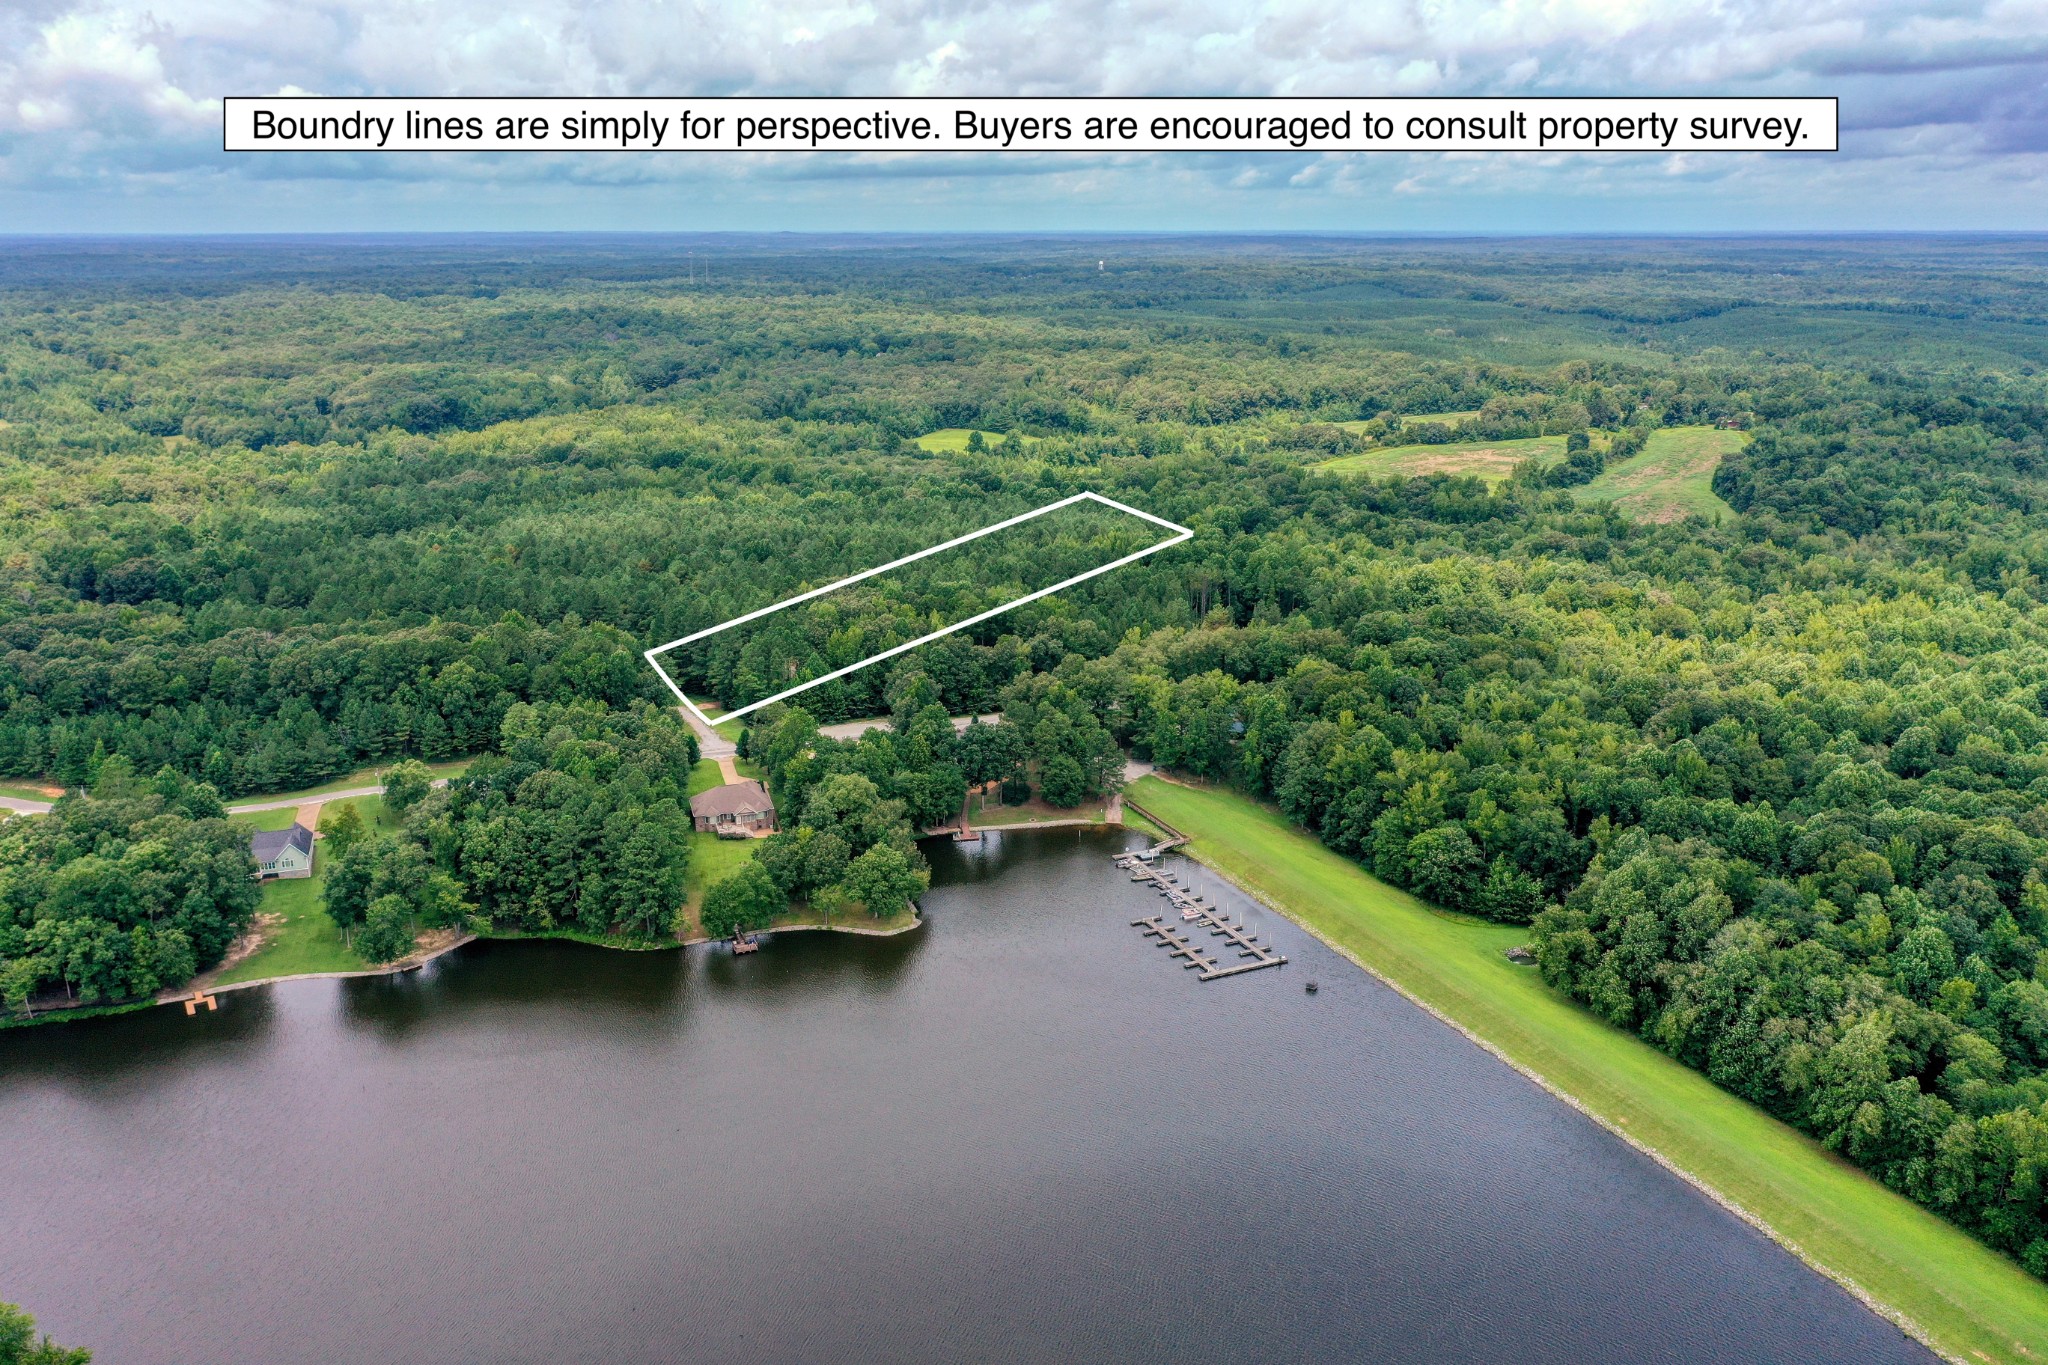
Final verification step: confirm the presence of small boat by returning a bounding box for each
[1304,980,1319,995]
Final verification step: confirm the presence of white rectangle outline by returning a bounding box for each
[644,491,1191,728]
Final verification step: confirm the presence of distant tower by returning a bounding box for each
[1098,260,1105,271]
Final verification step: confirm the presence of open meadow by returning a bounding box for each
[1576,425,1743,522]
[1318,433,1566,484]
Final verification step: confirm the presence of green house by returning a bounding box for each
[251,823,315,879]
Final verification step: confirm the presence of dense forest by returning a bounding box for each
[0,761,257,1013]
[4,235,2048,1271]
[332,701,700,960]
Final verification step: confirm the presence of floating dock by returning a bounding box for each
[1111,835,1188,867]
[1123,854,1286,982]
[1132,914,1218,974]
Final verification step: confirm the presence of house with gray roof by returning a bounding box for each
[251,823,315,879]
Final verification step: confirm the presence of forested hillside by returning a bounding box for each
[5,236,2048,1271]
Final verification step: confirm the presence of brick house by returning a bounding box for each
[689,780,778,837]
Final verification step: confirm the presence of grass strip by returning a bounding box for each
[1128,776,2048,1365]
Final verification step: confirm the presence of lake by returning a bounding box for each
[0,827,1934,1363]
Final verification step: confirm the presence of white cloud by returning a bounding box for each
[0,0,2042,228]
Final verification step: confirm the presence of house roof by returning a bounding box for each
[689,780,775,819]
[251,823,314,861]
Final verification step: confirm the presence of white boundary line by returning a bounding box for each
[644,491,1192,728]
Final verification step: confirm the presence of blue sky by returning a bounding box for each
[2,0,2044,233]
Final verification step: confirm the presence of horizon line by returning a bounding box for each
[3,228,2046,241]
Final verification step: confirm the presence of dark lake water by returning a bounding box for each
[1,827,1933,1364]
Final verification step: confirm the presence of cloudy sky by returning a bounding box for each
[1,0,2043,233]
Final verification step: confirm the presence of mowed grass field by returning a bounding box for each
[913,427,1042,452]
[684,757,761,925]
[1127,776,2048,1365]
[1576,425,1742,523]
[217,795,397,983]
[242,805,305,832]
[0,782,62,802]
[1318,434,1565,485]
[222,757,475,810]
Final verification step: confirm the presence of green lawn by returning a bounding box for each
[224,757,475,809]
[0,782,60,802]
[687,758,727,798]
[1121,804,1171,843]
[1127,776,2048,1365]
[685,828,761,910]
[242,806,303,832]
[1319,434,1564,485]
[216,860,365,984]
[693,752,769,790]
[1576,425,1742,523]
[913,427,1042,453]
[217,796,394,983]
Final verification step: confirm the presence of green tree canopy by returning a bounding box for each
[701,862,783,939]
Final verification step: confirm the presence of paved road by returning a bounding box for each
[226,785,386,814]
[818,712,1001,741]
[673,702,742,783]
[1,784,387,818]
[3,776,449,821]
[674,705,1002,785]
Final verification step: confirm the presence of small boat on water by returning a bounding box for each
[1304,980,1319,995]
[732,932,760,955]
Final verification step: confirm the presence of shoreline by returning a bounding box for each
[204,913,928,997]
[1178,837,1946,1359]
[4,913,931,1028]
[9,807,1950,1353]
[957,816,1109,833]
[1129,776,1984,1365]
[5,791,1081,1029]
[680,911,927,947]
[203,933,480,997]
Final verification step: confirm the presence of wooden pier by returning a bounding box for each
[1132,915,1219,974]
[1123,854,1287,982]
[1116,809,1282,981]
[1112,837,1187,869]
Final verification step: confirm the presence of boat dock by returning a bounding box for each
[1120,852,1287,982]
[1133,914,1219,974]
[1112,836,1187,867]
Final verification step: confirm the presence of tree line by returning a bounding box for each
[0,761,259,1015]
[321,701,699,961]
